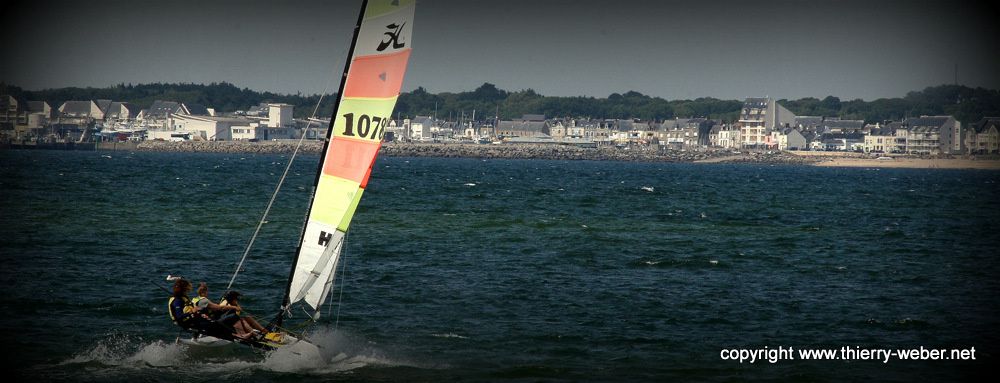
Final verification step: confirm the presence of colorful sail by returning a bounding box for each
[286,0,414,314]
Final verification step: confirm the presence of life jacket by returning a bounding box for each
[219,299,241,315]
[168,296,196,325]
[192,296,209,309]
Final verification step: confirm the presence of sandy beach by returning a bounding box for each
[810,156,1000,169]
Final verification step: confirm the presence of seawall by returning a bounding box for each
[131,141,819,164]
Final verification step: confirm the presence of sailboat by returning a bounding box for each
[172,0,415,351]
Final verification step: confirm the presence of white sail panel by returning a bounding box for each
[285,0,414,315]
[354,2,415,57]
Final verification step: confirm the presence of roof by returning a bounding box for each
[411,116,435,126]
[60,100,95,116]
[26,101,50,113]
[185,103,209,116]
[971,117,1000,133]
[904,116,952,128]
[105,102,141,119]
[1,95,20,111]
[498,120,547,132]
[868,125,896,136]
[571,119,600,128]
[742,98,769,108]
[794,116,823,126]
[821,120,864,130]
[95,99,113,113]
[518,114,546,121]
[147,100,183,117]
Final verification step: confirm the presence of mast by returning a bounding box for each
[275,0,415,327]
[276,0,369,326]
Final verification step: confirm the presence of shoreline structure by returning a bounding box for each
[6,140,1000,169]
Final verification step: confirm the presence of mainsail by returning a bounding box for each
[283,0,414,317]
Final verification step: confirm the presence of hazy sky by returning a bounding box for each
[2,0,998,101]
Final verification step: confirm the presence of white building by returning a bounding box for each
[167,114,257,141]
[715,125,741,148]
[408,116,435,140]
[268,103,293,128]
[738,97,796,148]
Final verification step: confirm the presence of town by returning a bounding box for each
[1,94,998,156]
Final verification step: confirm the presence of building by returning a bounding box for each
[738,97,796,148]
[165,113,257,141]
[863,123,898,153]
[267,103,294,128]
[713,124,741,148]
[900,116,960,155]
[497,120,549,139]
[103,102,141,128]
[659,118,714,148]
[59,100,104,120]
[794,116,823,130]
[408,116,436,140]
[965,117,1000,154]
[820,119,864,134]
[772,128,807,150]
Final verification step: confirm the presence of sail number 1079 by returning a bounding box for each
[340,113,389,141]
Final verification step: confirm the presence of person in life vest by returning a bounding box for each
[192,282,244,325]
[168,279,252,340]
[218,290,277,341]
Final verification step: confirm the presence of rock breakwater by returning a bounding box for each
[135,140,824,164]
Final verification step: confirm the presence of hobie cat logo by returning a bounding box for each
[377,22,406,51]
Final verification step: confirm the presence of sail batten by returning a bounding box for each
[285,0,414,317]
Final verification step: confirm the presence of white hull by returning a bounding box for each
[178,335,233,348]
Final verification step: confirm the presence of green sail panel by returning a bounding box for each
[286,0,414,313]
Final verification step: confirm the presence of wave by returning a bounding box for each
[430,333,470,339]
[53,327,430,379]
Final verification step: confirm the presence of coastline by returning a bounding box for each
[133,141,819,164]
[811,157,1000,169]
[5,140,999,169]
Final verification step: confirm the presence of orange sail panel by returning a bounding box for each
[287,0,415,313]
[343,50,412,98]
[322,138,380,183]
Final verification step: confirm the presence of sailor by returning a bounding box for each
[192,282,241,320]
[168,279,249,340]
[219,290,276,340]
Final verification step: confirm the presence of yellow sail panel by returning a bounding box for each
[288,0,414,314]
[337,187,365,232]
[364,0,415,20]
[309,175,361,226]
[330,97,399,142]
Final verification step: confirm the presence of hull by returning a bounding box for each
[178,332,314,352]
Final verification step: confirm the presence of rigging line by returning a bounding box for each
[226,67,338,291]
[327,231,349,318]
[334,230,351,330]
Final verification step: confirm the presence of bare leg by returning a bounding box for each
[232,321,253,339]
[243,317,267,332]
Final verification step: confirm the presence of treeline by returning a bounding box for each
[0,82,339,119]
[3,81,998,124]
[398,83,1000,124]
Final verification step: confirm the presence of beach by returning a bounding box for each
[812,157,1000,169]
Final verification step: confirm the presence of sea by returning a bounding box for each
[1,149,997,382]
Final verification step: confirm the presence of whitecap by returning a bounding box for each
[430,333,469,339]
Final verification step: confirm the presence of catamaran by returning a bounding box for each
[169,0,415,351]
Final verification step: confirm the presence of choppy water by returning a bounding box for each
[1,149,997,381]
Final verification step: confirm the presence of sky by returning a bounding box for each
[1,0,998,101]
